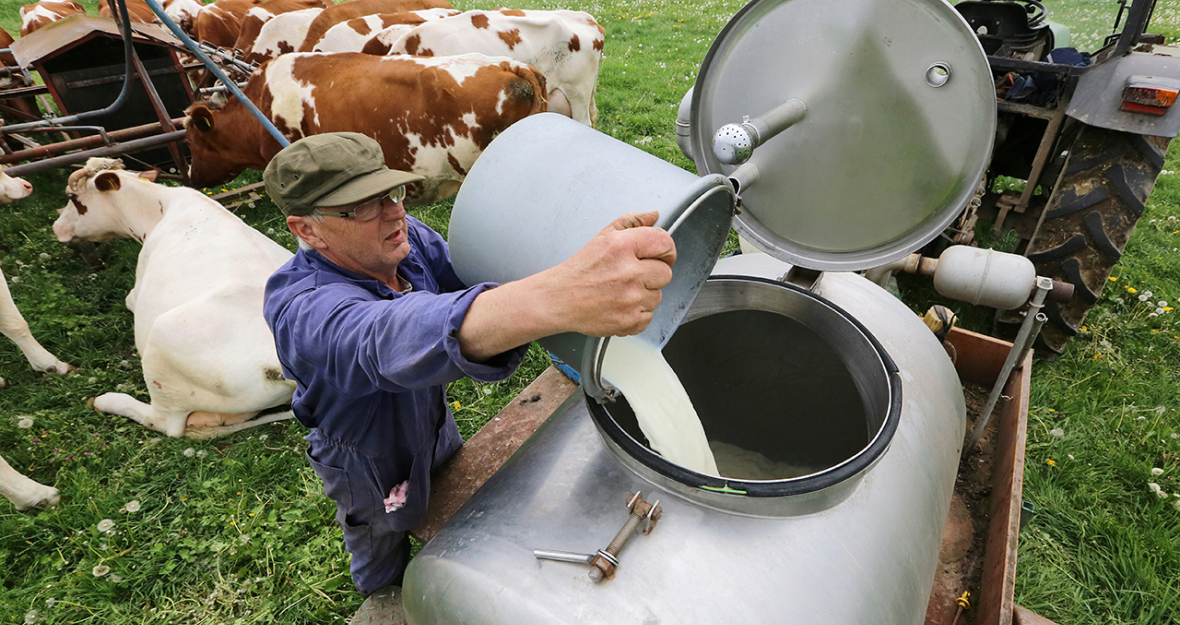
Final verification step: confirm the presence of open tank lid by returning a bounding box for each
[688,0,996,272]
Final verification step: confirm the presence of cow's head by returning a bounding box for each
[184,103,256,190]
[0,165,33,204]
[53,158,161,243]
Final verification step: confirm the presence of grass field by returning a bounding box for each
[0,0,1178,623]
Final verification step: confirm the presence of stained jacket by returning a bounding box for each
[263,216,527,532]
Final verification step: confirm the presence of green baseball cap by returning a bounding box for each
[263,132,423,216]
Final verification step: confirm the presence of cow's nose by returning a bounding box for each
[20,180,32,193]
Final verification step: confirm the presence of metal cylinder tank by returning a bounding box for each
[404,256,966,624]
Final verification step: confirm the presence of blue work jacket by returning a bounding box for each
[263,217,527,532]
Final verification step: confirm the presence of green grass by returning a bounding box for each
[1,0,1179,623]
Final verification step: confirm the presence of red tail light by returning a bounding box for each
[1121,76,1179,116]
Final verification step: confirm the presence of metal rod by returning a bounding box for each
[127,35,188,181]
[1,0,137,135]
[141,0,290,147]
[0,119,185,164]
[533,550,595,564]
[4,130,187,177]
[965,277,1053,451]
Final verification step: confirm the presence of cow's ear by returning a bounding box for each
[189,105,215,132]
[139,169,160,183]
[94,172,121,192]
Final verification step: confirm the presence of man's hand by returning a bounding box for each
[456,211,677,361]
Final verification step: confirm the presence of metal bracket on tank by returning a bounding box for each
[781,266,824,292]
[533,491,662,583]
[581,337,618,403]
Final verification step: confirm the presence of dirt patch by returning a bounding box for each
[925,383,999,625]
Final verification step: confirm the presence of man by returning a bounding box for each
[261,132,676,605]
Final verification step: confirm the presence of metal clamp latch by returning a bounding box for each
[534,491,662,582]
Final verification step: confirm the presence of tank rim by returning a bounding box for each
[587,274,902,498]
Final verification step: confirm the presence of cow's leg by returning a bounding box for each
[0,268,73,374]
[184,410,294,440]
[90,392,190,438]
[0,453,60,511]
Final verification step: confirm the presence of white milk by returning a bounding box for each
[601,336,720,476]
[709,441,817,480]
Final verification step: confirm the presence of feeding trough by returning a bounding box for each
[404,0,1026,622]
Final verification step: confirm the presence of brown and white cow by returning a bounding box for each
[194,0,264,48]
[1,168,68,511]
[52,158,296,439]
[184,52,547,204]
[162,0,206,36]
[295,0,452,52]
[377,9,605,126]
[310,8,457,54]
[231,0,331,59]
[98,0,156,23]
[19,0,85,36]
[0,27,39,127]
[238,7,322,65]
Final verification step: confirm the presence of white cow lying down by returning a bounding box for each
[52,158,297,439]
[1,165,66,510]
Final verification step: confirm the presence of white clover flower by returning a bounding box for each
[92,564,109,577]
[17,417,34,429]
[483,387,493,395]
[1174,499,1180,511]
[258,434,268,441]
[1149,482,1162,494]
[1157,308,1166,315]
[110,575,123,582]
[125,500,141,513]
[87,377,96,384]
[1160,301,1168,307]
[1146,291,1154,298]
[1049,428,1064,439]
[1149,313,1158,318]
[96,519,115,533]
[1115,297,1124,304]
[1068,454,1075,460]
[239,534,250,544]
[25,609,37,624]
[1139,294,1149,302]
[196,450,208,458]
[183,448,195,457]
[45,598,55,608]
[1152,467,1164,476]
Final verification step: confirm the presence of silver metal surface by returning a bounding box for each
[448,113,735,397]
[532,550,594,564]
[688,0,996,271]
[404,267,965,625]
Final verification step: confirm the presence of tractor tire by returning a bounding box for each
[1002,125,1171,357]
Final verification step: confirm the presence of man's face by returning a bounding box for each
[290,194,412,284]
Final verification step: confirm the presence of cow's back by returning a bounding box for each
[243,7,323,64]
[315,8,457,53]
[232,0,330,55]
[20,0,85,36]
[196,0,265,47]
[98,0,156,22]
[296,0,453,52]
[259,52,546,203]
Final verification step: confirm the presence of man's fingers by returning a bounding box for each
[602,210,659,233]
[629,228,677,266]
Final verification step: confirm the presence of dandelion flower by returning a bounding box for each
[96,519,115,533]
[196,450,207,458]
[1109,276,1118,282]
[92,564,109,577]
[1049,428,1064,439]
[1139,294,1149,302]
[17,417,34,429]
[1128,287,1138,293]
[1046,458,1056,466]
[452,401,461,410]
[1152,468,1164,476]
[183,448,195,457]
[125,500,141,513]
[24,610,36,624]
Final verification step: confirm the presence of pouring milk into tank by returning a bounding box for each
[602,335,815,480]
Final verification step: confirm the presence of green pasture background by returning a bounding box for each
[0,0,1178,623]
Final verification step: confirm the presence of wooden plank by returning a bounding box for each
[411,366,578,543]
[977,350,1032,625]
[946,326,1017,386]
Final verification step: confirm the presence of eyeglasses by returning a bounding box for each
[312,186,406,222]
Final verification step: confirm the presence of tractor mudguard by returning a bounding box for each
[1067,47,1180,138]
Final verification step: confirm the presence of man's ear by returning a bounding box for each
[287,215,327,250]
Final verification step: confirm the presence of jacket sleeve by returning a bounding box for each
[277,283,528,394]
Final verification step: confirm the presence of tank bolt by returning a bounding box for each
[534,491,662,583]
[588,492,661,582]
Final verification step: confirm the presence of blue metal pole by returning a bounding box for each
[141,0,290,147]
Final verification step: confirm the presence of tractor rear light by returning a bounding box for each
[1121,76,1179,116]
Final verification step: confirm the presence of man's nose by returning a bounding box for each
[380,196,405,220]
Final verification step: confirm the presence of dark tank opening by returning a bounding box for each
[597,277,896,486]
